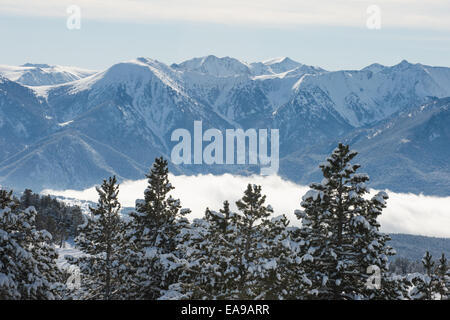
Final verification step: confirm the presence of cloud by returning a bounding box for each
[43,173,450,238]
[1,0,449,30]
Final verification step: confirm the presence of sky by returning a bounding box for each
[44,174,450,238]
[0,0,449,71]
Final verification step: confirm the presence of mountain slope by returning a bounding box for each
[347,97,450,194]
[0,58,234,190]
[0,63,96,86]
[285,60,450,127]
[0,76,54,160]
[0,131,148,191]
[1,56,450,194]
[280,97,450,195]
[389,234,450,261]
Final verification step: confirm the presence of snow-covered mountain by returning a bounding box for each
[348,97,450,194]
[0,63,96,86]
[254,57,323,75]
[172,55,253,77]
[283,60,450,127]
[1,56,450,194]
[0,75,53,160]
[171,55,325,78]
[281,97,450,196]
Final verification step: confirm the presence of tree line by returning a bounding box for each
[19,189,84,247]
[0,144,448,300]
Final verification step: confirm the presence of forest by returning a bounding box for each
[0,144,448,300]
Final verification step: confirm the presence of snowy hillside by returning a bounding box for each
[281,97,450,195]
[0,63,96,86]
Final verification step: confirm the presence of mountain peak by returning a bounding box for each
[263,57,297,65]
[135,57,156,64]
[0,63,96,86]
[22,63,52,69]
[393,59,415,69]
[203,54,227,62]
[171,55,251,77]
[362,63,386,73]
[260,57,302,74]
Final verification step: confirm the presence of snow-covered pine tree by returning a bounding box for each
[410,251,438,300]
[177,201,238,299]
[436,254,449,300]
[232,184,309,299]
[296,143,401,300]
[353,190,409,300]
[0,189,63,299]
[180,185,309,300]
[67,176,128,300]
[258,214,310,299]
[126,157,190,300]
[224,184,272,299]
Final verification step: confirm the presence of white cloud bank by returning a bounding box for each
[43,174,450,238]
[1,0,449,30]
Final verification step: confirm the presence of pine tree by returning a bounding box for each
[354,191,409,300]
[178,185,310,300]
[232,184,309,299]
[224,184,272,299]
[0,189,63,299]
[410,251,440,300]
[67,176,128,300]
[18,189,83,246]
[177,201,238,299]
[296,143,401,300]
[126,157,190,300]
[436,254,449,300]
[258,214,310,299]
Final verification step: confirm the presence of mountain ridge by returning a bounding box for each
[1,56,450,194]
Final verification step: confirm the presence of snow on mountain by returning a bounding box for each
[171,55,252,78]
[0,131,148,191]
[0,63,97,86]
[261,57,302,73]
[0,76,54,160]
[1,56,450,195]
[251,57,326,78]
[0,57,236,190]
[49,57,231,141]
[171,55,324,79]
[288,60,450,127]
[171,56,325,125]
[361,63,386,73]
[347,97,450,195]
[280,97,450,196]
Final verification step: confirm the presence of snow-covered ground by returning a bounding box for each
[44,174,450,238]
[56,241,83,270]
